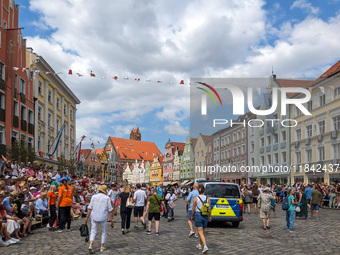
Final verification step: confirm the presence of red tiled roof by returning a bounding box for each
[110,137,163,163]
[192,138,198,149]
[276,79,314,97]
[317,60,340,80]
[95,148,103,155]
[202,135,212,146]
[172,142,185,153]
[80,149,91,158]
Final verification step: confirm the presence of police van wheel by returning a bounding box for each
[232,222,239,228]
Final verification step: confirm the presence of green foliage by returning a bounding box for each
[8,139,36,163]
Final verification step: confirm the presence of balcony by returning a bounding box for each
[281,140,286,149]
[266,126,271,133]
[266,145,271,152]
[0,108,5,122]
[317,134,323,143]
[305,138,310,146]
[28,123,34,135]
[331,130,338,140]
[332,159,339,165]
[273,143,278,151]
[295,141,299,149]
[260,129,264,136]
[282,162,287,167]
[260,146,264,153]
[273,123,278,131]
[20,93,26,103]
[13,115,19,128]
[0,79,5,90]
[21,119,27,131]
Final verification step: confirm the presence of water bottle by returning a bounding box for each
[48,211,51,218]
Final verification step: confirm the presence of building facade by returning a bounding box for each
[194,134,212,182]
[247,112,260,184]
[144,161,151,185]
[163,139,184,185]
[149,154,162,186]
[80,144,101,178]
[180,136,196,184]
[26,50,80,170]
[206,141,213,180]
[290,61,340,184]
[0,0,34,157]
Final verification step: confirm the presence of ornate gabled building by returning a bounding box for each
[150,154,162,186]
[144,161,151,185]
[80,143,101,178]
[163,139,185,185]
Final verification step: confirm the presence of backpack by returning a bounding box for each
[282,196,290,211]
[79,222,89,242]
[197,196,210,216]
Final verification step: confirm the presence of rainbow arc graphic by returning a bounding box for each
[196,82,223,106]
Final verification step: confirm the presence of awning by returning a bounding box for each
[163,181,171,186]
[180,180,189,186]
[170,181,180,185]
[186,181,194,186]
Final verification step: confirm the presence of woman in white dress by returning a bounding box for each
[85,185,114,253]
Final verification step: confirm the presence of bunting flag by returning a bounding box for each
[330,85,335,93]
[146,79,151,82]
[45,71,52,75]
[157,81,162,83]
[180,80,184,84]
[319,86,325,94]
[266,87,271,91]
[76,73,83,77]
[124,77,129,80]
[90,71,96,77]
[113,76,118,80]
[135,78,140,82]
[68,69,73,75]
[308,87,313,93]
[22,68,27,72]
[77,135,86,163]
[13,67,19,71]
[48,124,66,157]
[256,87,261,95]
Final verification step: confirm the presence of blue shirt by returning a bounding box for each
[2,197,12,216]
[157,187,162,197]
[55,174,61,183]
[187,190,199,211]
[305,188,313,199]
[36,198,47,212]
[276,186,282,194]
[287,195,296,211]
[61,175,71,182]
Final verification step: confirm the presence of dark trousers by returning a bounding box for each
[59,206,71,230]
[120,208,132,230]
[49,205,57,227]
[163,200,168,217]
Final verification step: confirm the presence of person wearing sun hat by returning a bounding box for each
[86,185,114,253]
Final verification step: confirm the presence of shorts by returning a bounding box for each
[187,210,193,221]
[148,212,160,221]
[114,200,119,206]
[311,204,319,211]
[253,198,258,204]
[260,209,270,219]
[271,205,275,212]
[306,199,310,204]
[134,206,144,218]
[194,212,208,228]
[276,194,280,197]
[336,193,340,198]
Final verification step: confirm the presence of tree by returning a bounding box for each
[8,139,36,164]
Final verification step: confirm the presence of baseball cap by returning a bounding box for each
[30,186,37,190]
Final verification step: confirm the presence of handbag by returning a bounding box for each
[79,222,89,243]
[126,193,135,209]
[154,195,163,212]
[168,200,175,209]
[296,206,301,213]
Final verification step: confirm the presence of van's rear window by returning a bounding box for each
[205,184,240,198]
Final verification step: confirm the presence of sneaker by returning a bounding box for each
[196,244,203,250]
[155,232,159,236]
[49,227,55,231]
[189,231,195,237]
[195,234,199,238]
[202,246,209,253]
[46,223,50,228]
[67,229,71,232]
[316,217,320,219]
[167,219,171,222]
[134,226,138,230]
[0,240,10,247]
[125,229,129,233]
[11,238,20,243]
[143,222,147,229]
[55,228,63,233]
[89,246,94,254]
[289,230,294,233]
[145,230,152,235]
[122,230,125,235]
[7,239,18,244]
[4,240,12,245]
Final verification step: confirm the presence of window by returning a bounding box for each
[28,137,33,148]
[251,158,254,166]
[334,144,340,158]
[267,155,272,165]
[306,125,313,138]
[48,113,52,127]
[233,132,236,142]
[227,149,230,158]
[199,142,201,147]
[237,131,240,140]
[306,149,312,162]
[267,136,271,145]
[260,137,264,147]
[318,147,325,161]
[251,126,254,135]
[20,106,26,120]
[318,120,325,134]
[19,79,25,95]
[233,148,236,156]
[56,119,60,131]
[201,150,203,157]
[56,98,60,110]
[12,131,18,144]
[0,62,4,80]
[319,94,325,106]
[38,81,43,95]
[227,135,230,144]
[273,133,278,143]
[28,110,33,124]
[242,129,245,138]
[282,151,287,162]
[335,87,340,98]
[307,100,313,111]
[296,106,302,116]
[333,116,340,131]
[296,152,301,164]
[251,141,254,152]
[3,21,7,30]
[296,129,301,140]
[14,74,18,90]
[237,146,240,155]
[260,156,264,165]
[196,152,199,157]
[281,130,286,141]
[48,139,51,152]
[38,106,42,120]
[48,90,52,103]
[0,92,4,109]
[242,144,245,154]
[274,153,279,164]
[0,126,4,144]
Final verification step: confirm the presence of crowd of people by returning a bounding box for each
[0,156,336,253]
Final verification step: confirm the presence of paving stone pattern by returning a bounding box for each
[3,199,340,255]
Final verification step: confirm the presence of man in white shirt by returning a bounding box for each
[107,184,120,216]
[133,183,147,230]
[165,188,177,222]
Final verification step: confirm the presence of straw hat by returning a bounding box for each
[19,181,26,187]
[28,177,34,181]
[97,185,108,195]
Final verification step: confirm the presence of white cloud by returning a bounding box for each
[164,121,189,136]
[290,0,319,15]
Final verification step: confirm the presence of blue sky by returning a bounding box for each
[14,0,340,152]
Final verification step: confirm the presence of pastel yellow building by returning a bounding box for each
[290,61,340,184]
[149,155,163,186]
[26,48,80,169]
[194,133,212,182]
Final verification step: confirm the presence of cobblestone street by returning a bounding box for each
[3,199,340,255]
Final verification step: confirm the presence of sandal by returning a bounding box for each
[89,246,94,254]
[100,247,106,252]
[28,232,34,235]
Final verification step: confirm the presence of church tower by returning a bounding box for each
[130,127,141,141]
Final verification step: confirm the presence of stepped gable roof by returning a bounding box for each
[110,137,163,163]
[192,138,198,149]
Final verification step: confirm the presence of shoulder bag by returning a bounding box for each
[154,195,163,212]
[126,193,135,209]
